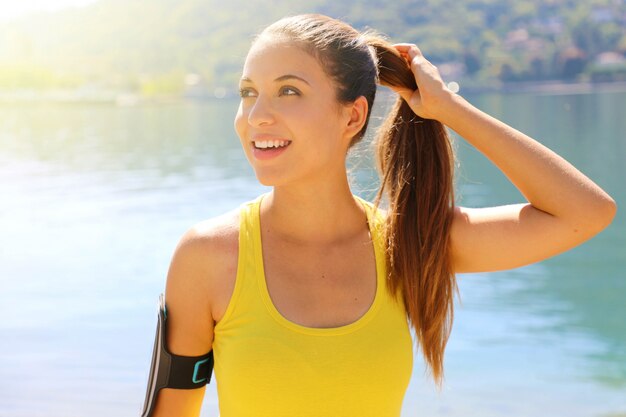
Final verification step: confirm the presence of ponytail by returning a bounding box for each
[367,39,459,390]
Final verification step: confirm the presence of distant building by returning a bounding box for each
[594,52,626,66]
[589,52,626,82]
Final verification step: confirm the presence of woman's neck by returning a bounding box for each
[260,182,368,246]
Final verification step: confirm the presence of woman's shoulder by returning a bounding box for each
[176,193,263,260]
[166,207,242,323]
[178,207,240,261]
[167,207,240,287]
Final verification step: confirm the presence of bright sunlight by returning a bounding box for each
[0,0,98,21]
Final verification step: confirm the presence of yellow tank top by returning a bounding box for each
[212,192,414,417]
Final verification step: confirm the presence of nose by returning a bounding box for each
[247,94,275,127]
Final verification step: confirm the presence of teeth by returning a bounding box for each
[254,140,290,149]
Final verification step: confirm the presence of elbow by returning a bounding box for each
[604,197,618,226]
[590,196,617,233]
[567,195,618,237]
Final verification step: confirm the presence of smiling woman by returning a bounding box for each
[141,12,617,417]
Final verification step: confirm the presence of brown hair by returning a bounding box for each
[255,13,459,389]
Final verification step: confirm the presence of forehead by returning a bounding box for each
[242,38,327,84]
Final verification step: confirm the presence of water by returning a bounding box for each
[0,90,624,417]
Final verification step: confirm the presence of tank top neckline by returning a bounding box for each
[252,192,384,336]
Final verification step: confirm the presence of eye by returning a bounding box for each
[239,87,256,98]
[280,86,300,96]
[239,86,299,98]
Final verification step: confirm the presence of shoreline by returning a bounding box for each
[2,80,626,105]
[461,80,626,95]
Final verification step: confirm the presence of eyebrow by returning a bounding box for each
[239,74,311,86]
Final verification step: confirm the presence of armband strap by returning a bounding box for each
[141,293,214,417]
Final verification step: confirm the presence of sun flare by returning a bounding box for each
[0,0,98,21]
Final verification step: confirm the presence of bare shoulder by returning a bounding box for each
[182,208,240,261]
[164,206,240,355]
[169,206,240,307]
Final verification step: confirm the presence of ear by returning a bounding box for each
[340,96,369,143]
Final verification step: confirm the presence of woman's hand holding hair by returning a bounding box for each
[388,43,456,121]
[385,44,616,274]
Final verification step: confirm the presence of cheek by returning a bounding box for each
[234,105,247,142]
[307,108,344,149]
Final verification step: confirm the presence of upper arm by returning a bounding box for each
[165,226,216,355]
[152,225,222,416]
[449,203,614,274]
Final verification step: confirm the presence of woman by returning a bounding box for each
[148,13,616,417]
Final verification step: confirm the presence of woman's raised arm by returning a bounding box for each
[391,43,617,273]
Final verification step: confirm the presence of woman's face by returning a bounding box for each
[234,39,353,187]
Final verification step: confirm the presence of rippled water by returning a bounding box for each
[0,90,624,417]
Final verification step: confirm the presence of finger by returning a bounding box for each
[392,44,428,73]
[392,43,423,60]
[392,43,439,85]
[392,43,420,53]
[387,85,415,102]
[410,54,429,70]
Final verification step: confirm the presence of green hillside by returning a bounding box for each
[1,0,625,97]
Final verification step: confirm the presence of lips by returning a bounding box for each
[250,140,291,160]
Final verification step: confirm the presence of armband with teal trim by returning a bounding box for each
[141,293,213,417]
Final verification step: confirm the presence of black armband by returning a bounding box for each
[141,293,213,417]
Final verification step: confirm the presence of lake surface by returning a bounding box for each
[0,89,624,417]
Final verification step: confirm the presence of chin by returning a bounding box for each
[257,177,276,187]
[254,170,288,187]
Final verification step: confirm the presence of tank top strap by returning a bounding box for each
[237,193,263,280]
[353,195,387,257]
[213,194,265,330]
[239,193,264,245]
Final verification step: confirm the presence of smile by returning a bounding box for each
[251,140,292,160]
[253,140,292,149]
